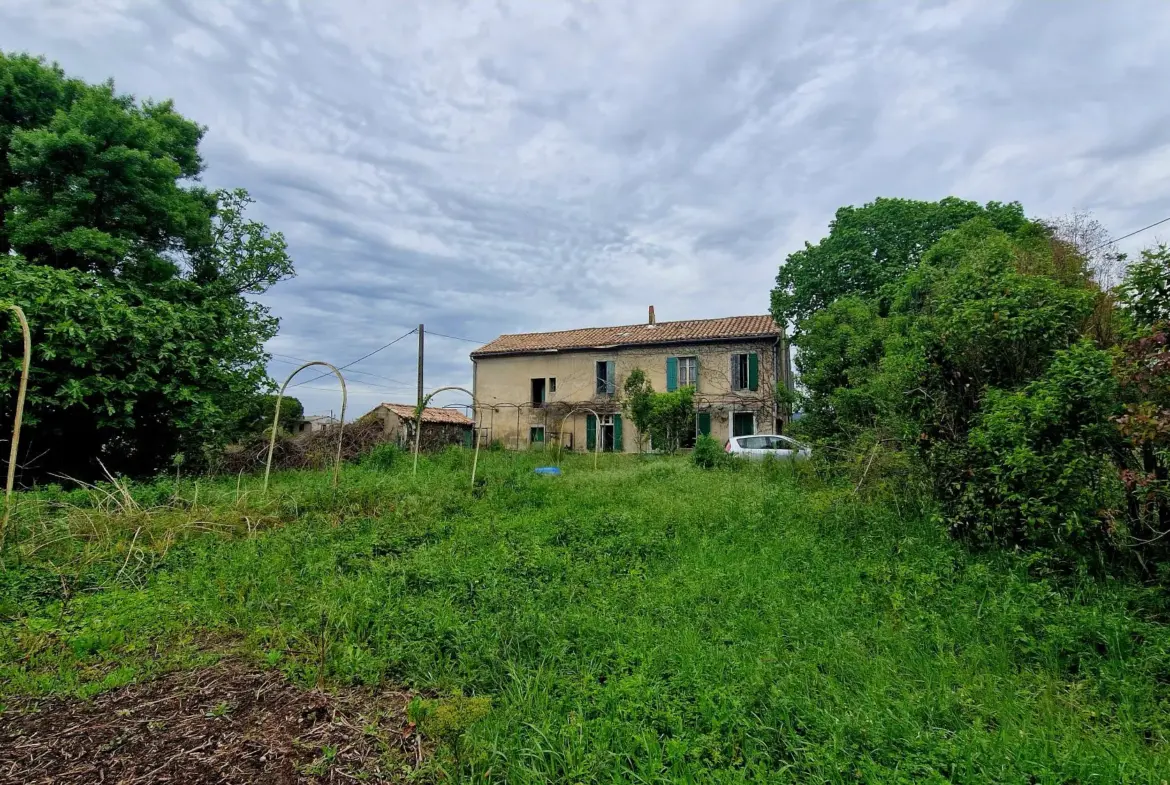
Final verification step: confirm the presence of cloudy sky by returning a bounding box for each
[4,0,1170,414]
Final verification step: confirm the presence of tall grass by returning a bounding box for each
[2,450,1168,782]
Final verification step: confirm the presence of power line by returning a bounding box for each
[427,330,488,345]
[1090,215,1170,253]
[280,374,416,394]
[290,328,417,388]
[296,385,399,395]
[268,354,413,386]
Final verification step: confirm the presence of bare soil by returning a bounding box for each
[0,660,423,784]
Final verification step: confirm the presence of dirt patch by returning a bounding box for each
[0,660,424,784]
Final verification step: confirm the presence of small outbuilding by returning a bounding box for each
[366,403,474,450]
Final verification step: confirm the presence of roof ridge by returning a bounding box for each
[493,314,776,340]
[376,402,473,424]
[472,314,782,358]
[379,402,464,411]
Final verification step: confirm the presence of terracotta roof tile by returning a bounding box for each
[471,315,780,357]
[377,403,473,425]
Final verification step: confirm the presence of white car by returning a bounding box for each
[725,434,811,461]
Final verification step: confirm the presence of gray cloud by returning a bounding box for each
[4,0,1170,413]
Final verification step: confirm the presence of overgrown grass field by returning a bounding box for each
[2,450,1169,782]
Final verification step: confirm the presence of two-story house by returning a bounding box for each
[470,309,792,452]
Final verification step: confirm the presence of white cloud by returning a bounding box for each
[4,0,1170,412]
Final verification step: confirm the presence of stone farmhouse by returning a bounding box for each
[470,308,792,452]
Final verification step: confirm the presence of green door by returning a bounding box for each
[613,414,623,452]
[586,414,597,450]
[698,411,712,437]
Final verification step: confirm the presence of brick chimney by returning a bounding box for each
[648,305,656,325]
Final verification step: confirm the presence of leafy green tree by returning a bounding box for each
[619,368,696,454]
[1116,244,1170,329]
[1112,248,1170,551]
[0,53,292,482]
[188,188,293,295]
[791,296,890,443]
[770,197,1027,329]
[4,66,209,280]
[621,368,654,453]
[647,386,695,454]
[234,394,304,437]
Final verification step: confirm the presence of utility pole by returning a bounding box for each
[416,324,424,410]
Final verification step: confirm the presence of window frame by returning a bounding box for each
[677,355,697,388]
[731,353,748,391]
[529,425,545,444]
[595,360,615,396]
[731,410,756,437]
[530,377,547,406]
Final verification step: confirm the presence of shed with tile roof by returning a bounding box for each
[366,403,474,451]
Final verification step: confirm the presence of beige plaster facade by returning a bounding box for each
[471,336,792,452]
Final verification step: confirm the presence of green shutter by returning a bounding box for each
[748,353,759,391]
[606,360,616,395]
[613,414,623,452]
[666,356,678,391]
[586,414,597,450]
[698,411,711,436]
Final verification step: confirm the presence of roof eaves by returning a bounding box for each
[471,332,779,358]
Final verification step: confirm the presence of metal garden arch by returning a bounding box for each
[412,386,482,486]
[263,361,348,493]
[557,406,602,469]
[0,305,31,551]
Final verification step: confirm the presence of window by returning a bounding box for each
[732,411,755,437]
[667,356,699,391]
[766,435,805,452]
[531,378,546,406]
[731,353,759,391]
[731,354,747,390]
[549,377,557,394]
[596,360,615,396]
[529,426,545,444]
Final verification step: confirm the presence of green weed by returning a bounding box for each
[1,451,1168,782]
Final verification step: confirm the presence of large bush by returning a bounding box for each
[774,197,1169,573]
[953,342,1123,551]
